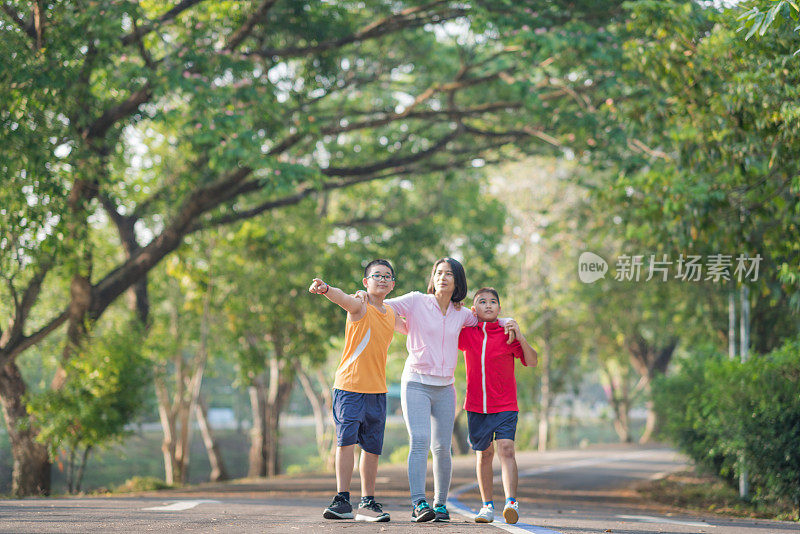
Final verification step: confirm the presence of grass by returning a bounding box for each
[112,476,173,493]
[0,417,648,495]
[0,422,413,495]
[638,468,800,522]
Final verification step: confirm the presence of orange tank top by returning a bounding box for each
[333,303,396,394]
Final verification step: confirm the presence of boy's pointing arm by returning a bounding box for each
[309,278,366,319]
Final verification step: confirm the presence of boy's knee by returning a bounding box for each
[477,443,494,459]
[496,440,515,458]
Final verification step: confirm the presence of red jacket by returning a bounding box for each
[458,321,526,413]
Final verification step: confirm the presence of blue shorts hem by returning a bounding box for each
[467,410,518,451]
[332,389,387,455]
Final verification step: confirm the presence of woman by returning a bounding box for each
[383,258,515,522]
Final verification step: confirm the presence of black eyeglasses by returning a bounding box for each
[368,274,395,281]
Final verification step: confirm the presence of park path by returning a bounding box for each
[1,444,798,533]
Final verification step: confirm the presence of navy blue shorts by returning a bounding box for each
[332,389,387,455]
[467,410,518,451]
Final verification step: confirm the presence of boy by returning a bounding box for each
[309,259,407,523]
[457,287,538,524]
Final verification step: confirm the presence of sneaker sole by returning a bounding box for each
[323,509,354,519]
[503,508,519,524]
[475,517,493,523]
[355,513,390,522]
[433,517,450,522]
[413,510,436,522]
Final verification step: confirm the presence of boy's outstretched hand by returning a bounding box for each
[309,278,329,295]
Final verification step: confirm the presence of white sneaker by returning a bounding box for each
[503,500,519,524]
[475,504,494,523]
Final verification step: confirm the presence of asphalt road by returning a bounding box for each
[0,444,797,533]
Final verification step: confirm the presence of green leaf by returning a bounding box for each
[760,6,778,35]
[745,12,765,40]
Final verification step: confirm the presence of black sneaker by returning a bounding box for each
[355,499,390,522]
[323,494,353,519]
[433,503,450,522]
[411,500,436,522]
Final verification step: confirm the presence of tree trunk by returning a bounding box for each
[155,375,179,485]
[66,448,77,494]
[247,377,268,477]
[0,361,51,496]
[153,253,215,485]
[613,403,631,443]
[316,369,336,470]
[244,329,296,478]
[195,394,228,482]
[295,363,334,463]
[604,363,632,443]
[452,408,468,455]
[52,274,93,390]
[74,445,91,494]
[265,356,294,477]
[639,397,659,444]
[625,333,678,444]
[537,333,552,452]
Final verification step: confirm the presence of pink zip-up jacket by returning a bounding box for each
[385,291,480,378]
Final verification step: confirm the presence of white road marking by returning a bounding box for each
[142,500,219,511]
[445,499,563,534]
[448,449,690,534]
[618,514,714,527]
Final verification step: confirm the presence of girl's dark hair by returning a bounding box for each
[364,259,395,278]
[427,257,467,303]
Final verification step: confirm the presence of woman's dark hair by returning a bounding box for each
[426,257,467,303]
[364,259,395,278]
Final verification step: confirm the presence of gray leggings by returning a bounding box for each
[401,380,456,505]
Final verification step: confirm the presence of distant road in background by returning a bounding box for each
[1,444,797,533]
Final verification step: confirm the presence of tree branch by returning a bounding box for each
[463,124,563,148]
[192,167,418,231]
[83,84,152,140]
[122,0,207,45]
[319,101,521,136]
[32,0,44,49]
[91,166,252,318]
[224,0,279,51]
[253,2,469,58]
[99,193,142,255]
[0,310,69,368]
[191,129,470,231]
[322,128,459,178]
[192,147,499,232]
[627,138,671,160]
[1,2,36,40]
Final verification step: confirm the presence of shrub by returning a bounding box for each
[114,476,171,493]
[653,337,800,508]
[389,444,410,465]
